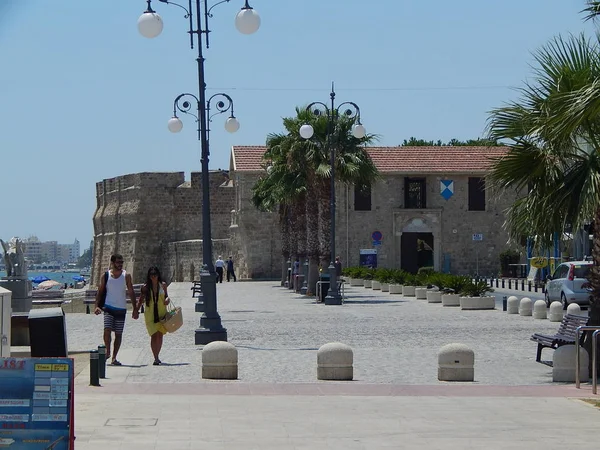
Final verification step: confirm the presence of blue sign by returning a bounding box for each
[372,240,382,247]
[440,180,454,200]
[0,357,74,449]
[371,231,383,241]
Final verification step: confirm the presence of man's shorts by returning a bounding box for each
[103,307,126,334]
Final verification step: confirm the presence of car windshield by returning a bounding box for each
[573,265,591,278]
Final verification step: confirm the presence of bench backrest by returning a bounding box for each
[557,314,589,338]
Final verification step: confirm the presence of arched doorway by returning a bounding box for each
[400,218,434,274]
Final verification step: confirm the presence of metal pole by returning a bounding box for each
[325,84,341,305]
[89,350,100,387]
[97,345,106,379]
[193,0,226,344]
[593,330,599,395]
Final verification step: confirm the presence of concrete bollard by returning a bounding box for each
[532,300,547,319]
[567,303,581,315]
[507,296,519,314]
[317,342,353,381]
[89,350,100,387]
[415,287,427,300]
[97,345,106,379]
[438,343,474,382]
[402,286,416,297]
[553,345,589,382]
[202,341,238,380]
[549,302,563,322]
[519,297,533,316]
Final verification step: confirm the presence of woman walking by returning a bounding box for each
[133,266,170,365]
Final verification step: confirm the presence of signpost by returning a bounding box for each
[371,231,382,249]
[0,357,74,449]
[472,233,483,276]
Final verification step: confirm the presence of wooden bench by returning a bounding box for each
[530,314,589,364]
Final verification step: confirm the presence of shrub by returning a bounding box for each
[443,275,472,294]
[428,273,451,290]
[460,280,494,297]
[390,269,408,285]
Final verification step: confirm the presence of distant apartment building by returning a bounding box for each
[22,236,80,264]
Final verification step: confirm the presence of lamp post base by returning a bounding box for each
[324,294,342,305]
[195,327,228,345]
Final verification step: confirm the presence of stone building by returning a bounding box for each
[92,146,514,285]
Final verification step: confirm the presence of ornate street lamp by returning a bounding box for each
[137,0,261,344]
[300,83,366,305]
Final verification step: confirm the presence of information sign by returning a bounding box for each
[0,357,74,449]
[359,249,377,268]
[472,233,483,241]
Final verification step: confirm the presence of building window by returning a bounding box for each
[404,178,426,209]
[468,177,486,211]
[354,184,371,211]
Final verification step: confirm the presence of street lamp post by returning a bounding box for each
[137,0,261,344]
[300,83,366,305]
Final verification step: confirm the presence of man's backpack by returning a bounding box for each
[98,271,109,308]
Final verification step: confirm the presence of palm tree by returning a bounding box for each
[252,107,379,294]
[486,33,600,373]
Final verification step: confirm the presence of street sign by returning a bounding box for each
[472,233,483,241]
[371,231,383,241]
[372,240,382,247]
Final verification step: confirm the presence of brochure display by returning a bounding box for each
[0,357,74,449]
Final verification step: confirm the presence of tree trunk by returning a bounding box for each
[584,207,600,377]
[279,205,290,286]
[306,178,320,296]
[317,178,331,263]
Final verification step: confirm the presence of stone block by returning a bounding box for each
[415,288,427,300]
[349,278,364,287]
[441,293,460,307]
[364,280,372,288]
[549,302,563,322]
[372,280,381,290]
[519,297,533,316]
[438,343,474,382]
[317,342,353,381]
[567,303,581,315]
[459,296,495,310]
[553,345,589,382]
[402,286,416,297]
[426,290,442,303]
[389,284,403,294]
[380,283,389,292]
[202,341,238,380]
[507,296,519,314]
[532,300,547,319]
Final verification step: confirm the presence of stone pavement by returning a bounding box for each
[60,281,599,448]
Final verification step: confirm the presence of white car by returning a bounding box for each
[545,261,593,309]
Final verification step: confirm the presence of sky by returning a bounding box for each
[0,0,597,252]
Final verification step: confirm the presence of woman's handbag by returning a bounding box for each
[160,300,183,333]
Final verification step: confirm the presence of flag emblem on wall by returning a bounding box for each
[440,180,454,200]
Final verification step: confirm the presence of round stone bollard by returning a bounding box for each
[532,300,547,319]
[553,345,589,382]
[438,343,474,382]
[567,303,581,315]
[317,342,353,381]
[549,302,564,322]
[519,297,533,316]
[202,341,238,380]
[507,296,520,314]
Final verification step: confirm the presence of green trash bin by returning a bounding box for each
[319,274,330,303]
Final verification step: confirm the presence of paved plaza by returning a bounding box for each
[37,282,600,448]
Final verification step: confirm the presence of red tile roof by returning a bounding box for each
[231,145,508,174]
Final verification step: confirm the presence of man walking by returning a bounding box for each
[226,256,237,282]
[215,256,225,283]
[94,254,136,366]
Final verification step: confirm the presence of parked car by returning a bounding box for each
[545,260,593,309]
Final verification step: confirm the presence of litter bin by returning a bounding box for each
[319,274,330,303]
[29,307,68,357]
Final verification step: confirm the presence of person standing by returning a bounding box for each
[133,266,170,366]
[215,256,225,283]
[334,256,342,277]
[226,256,237,282]
[94,254,136,366]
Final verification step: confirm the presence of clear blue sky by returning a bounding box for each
[0,0,596,250]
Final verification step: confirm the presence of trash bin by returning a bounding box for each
[319,274,330,303]
[29,307,68,357]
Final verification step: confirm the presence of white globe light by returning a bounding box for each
[299,124,314,139]
[225,117,240,133]
[167,117,183,133]
[352,124,366,139]
[267,165,273,174]
[235,8,261,35]
[138,12,164,38]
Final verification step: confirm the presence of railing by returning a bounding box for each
[478,277,545,294]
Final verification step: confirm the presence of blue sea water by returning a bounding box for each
[0,270,87,288]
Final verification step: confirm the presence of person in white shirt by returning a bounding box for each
[215,256,225,283]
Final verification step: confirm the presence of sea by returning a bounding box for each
[0,270,88,289]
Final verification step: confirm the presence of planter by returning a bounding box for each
[402,285,416,297]
[364,279,372,288]
[372,280,381,290]
[415,287,428,300]
[426,290,442,303]
[380,282,389,292]
[389,284,403,294]
[349,278,364,287]
[442,293,460,307]
[460,296,496,310]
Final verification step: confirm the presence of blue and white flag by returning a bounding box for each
[440,180,454,200]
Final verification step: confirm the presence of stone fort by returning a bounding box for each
[91,146,515,286]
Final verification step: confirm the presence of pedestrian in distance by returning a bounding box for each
[226,256,237,282]
[133,266,170,366]
[215,256,225,283]
[94,254,136,366]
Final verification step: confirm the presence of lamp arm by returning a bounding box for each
[173,93,200,122]
[207,93,235,122]
[334,101,361,122]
